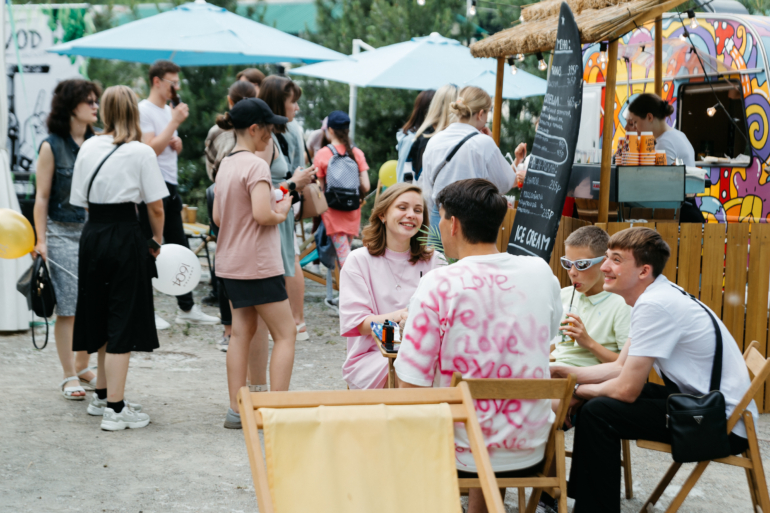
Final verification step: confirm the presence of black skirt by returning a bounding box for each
[221,275,287,309]
[73,203,159,354]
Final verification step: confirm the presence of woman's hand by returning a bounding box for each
[480,126,493,136]
[149,237,162,258]
[275,194,292,216]
[515,166,527,187]
[32,241,47,261]
[290,166,316,189]
[514,142,527,165]
[560,313,593,349]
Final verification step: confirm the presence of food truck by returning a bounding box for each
[575,10,770,223]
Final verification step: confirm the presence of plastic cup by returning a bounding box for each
[561,305,579,344]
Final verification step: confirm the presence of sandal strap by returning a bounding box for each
[77,366,97,377]
[296,323,307,331]
[60,376,80,387]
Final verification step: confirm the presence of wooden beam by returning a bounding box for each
[598,39,618,224]
[655,16,663,96]
[493,56,505,146]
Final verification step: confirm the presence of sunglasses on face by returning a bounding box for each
[560,255,605,271]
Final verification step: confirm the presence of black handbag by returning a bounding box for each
[663,285,731,463]
[16,255,56,350]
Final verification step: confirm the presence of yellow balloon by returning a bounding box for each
[379,160,398,187]
[0,208,35,259]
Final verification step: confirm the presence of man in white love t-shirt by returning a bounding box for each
[552,227,756,513]
[137,60,218,327]
[395,178,562,513]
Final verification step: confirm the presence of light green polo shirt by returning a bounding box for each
[551,286,631,367]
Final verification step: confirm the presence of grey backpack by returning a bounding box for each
[324,144,360,211]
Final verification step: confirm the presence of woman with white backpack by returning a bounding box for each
[313,111,371,273]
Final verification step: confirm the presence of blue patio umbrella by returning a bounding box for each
[48,0,346,66]
[289,32,546,99]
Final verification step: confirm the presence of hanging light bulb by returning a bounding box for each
[468,0,477,16]
[417,0,426,5]
[687,10,698,30]
[508,57,518,75]
[516,53,525,62]
[519,15,524,23]
[707,104,717,117]
[537,52,547,71]
[680,29,689,42]
[598,42,608,64]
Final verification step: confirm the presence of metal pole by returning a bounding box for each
[348,39,375,142]
[598,39,619,224]
[492,57,504,146]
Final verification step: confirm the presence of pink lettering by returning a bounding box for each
[497,365,512,378]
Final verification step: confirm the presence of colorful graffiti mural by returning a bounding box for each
[583,14,770,223]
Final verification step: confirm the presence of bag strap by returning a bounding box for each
[87,143,123,202]
[668,284,723,392]
[430,132,478,186]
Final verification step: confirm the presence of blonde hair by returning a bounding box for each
[100,85,142,144]
[450,86,492,121]
[361,183,433,264]
[414,84,459,139]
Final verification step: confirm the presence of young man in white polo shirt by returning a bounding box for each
[552,227,756,513]
[138,60,217,327]
[396,178,563,513]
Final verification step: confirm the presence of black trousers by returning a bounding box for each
[138,182,194,312]
[569,383,749,513]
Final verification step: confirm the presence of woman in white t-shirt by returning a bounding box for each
[626,93,695,166]
[69,85,169,431]
[420,86,516,227]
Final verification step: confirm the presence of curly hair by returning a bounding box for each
[361,183,433,264]
[46,79,102,138]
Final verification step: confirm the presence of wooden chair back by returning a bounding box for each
[238,385,506,513]
[450,373,577,513]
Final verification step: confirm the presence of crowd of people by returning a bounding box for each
[32,60,757,513]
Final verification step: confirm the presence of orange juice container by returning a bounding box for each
[640,131,655,154]
[627,132,639,153]
[655,150,667,165]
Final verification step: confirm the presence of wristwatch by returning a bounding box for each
[287,180,297,192]
[574,383,580,397]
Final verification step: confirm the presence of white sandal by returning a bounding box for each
[60,377,86,400]
[77,366,98,391]
[296,323,309,341]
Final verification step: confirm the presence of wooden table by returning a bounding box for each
[373,334,397,389]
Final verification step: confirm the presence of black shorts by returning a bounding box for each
[457,461,542,479]
[221,275,287,309]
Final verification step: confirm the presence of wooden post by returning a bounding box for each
[655,16,663,96]
[598,39,619,224]
[492,56,505,146]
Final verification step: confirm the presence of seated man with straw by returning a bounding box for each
[396,179,563,513]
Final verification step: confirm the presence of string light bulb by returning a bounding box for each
[417,0,425,4]
[707,104,717,117]
[516,53,525,61]
[680,29,689,42]
[468,0,476,16]
[537,52,547,71]
[508,57,518,75]
[687,10,698,30]
[598,42,608,64]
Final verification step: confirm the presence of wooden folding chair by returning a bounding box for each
[238,385,506,513]
[298,241,340,291]
[636,340,770,513]
[450,373,577,513]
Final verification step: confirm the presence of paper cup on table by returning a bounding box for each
[640,132,655,153]
[656,151,667,165]
[627,133,639,153]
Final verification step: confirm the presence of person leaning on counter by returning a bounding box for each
[626,93,695,167]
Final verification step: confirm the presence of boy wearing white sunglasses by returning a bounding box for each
[551,226,631,367]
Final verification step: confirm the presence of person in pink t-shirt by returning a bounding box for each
[313,110,371,268]
[339,183,443,389]
[212,98,296,430]
[395,179,562,513]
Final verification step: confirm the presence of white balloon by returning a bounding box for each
[152,244,202,296]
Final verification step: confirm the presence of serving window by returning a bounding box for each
[677,80,751,167]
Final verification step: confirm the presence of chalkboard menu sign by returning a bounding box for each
[507,2,583,261]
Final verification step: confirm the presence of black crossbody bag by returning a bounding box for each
[663,285,731,463]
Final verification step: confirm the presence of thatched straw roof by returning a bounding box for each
[470,0,688,57]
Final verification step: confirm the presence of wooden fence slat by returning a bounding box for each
[745,224,770,412]
[701,223,726,316]
[723,223,750,352]
[677,223,702,296]
[657,222,679,283]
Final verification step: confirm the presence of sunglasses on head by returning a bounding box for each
[560,255,605,271]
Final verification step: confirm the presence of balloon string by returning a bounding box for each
[47,258,78,280]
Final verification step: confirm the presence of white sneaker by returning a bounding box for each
[101,406,150,431]
[155,313,171,330]
[87,395,143,416]
[175,304,219,325]
[218,335,230,352]
[304,263,321,275]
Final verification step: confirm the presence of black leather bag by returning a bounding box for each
[16,255,56,349]
[664,285,731,463]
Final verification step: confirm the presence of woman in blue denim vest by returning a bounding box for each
[32,79,101,400]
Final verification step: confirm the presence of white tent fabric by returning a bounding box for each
[0,5,32,332]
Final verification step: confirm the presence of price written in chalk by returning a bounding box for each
[548,179,562,193]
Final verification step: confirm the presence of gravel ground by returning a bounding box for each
[2,277,769,512]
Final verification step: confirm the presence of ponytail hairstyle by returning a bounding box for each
[228,80,257,106]
[415,83,458,139]
[329,127,353,157]
[450,86,492,121]
[628,93,674,121]
[215,111,235,130]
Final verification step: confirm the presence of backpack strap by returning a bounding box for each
[430,132,478,186]
[327,143,339,157]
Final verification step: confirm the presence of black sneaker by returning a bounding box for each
[201,292,218,306]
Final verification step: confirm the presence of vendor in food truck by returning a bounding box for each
[626,93,695,167]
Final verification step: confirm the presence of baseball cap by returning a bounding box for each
[327,110,350,130]
[229,98,287,129]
